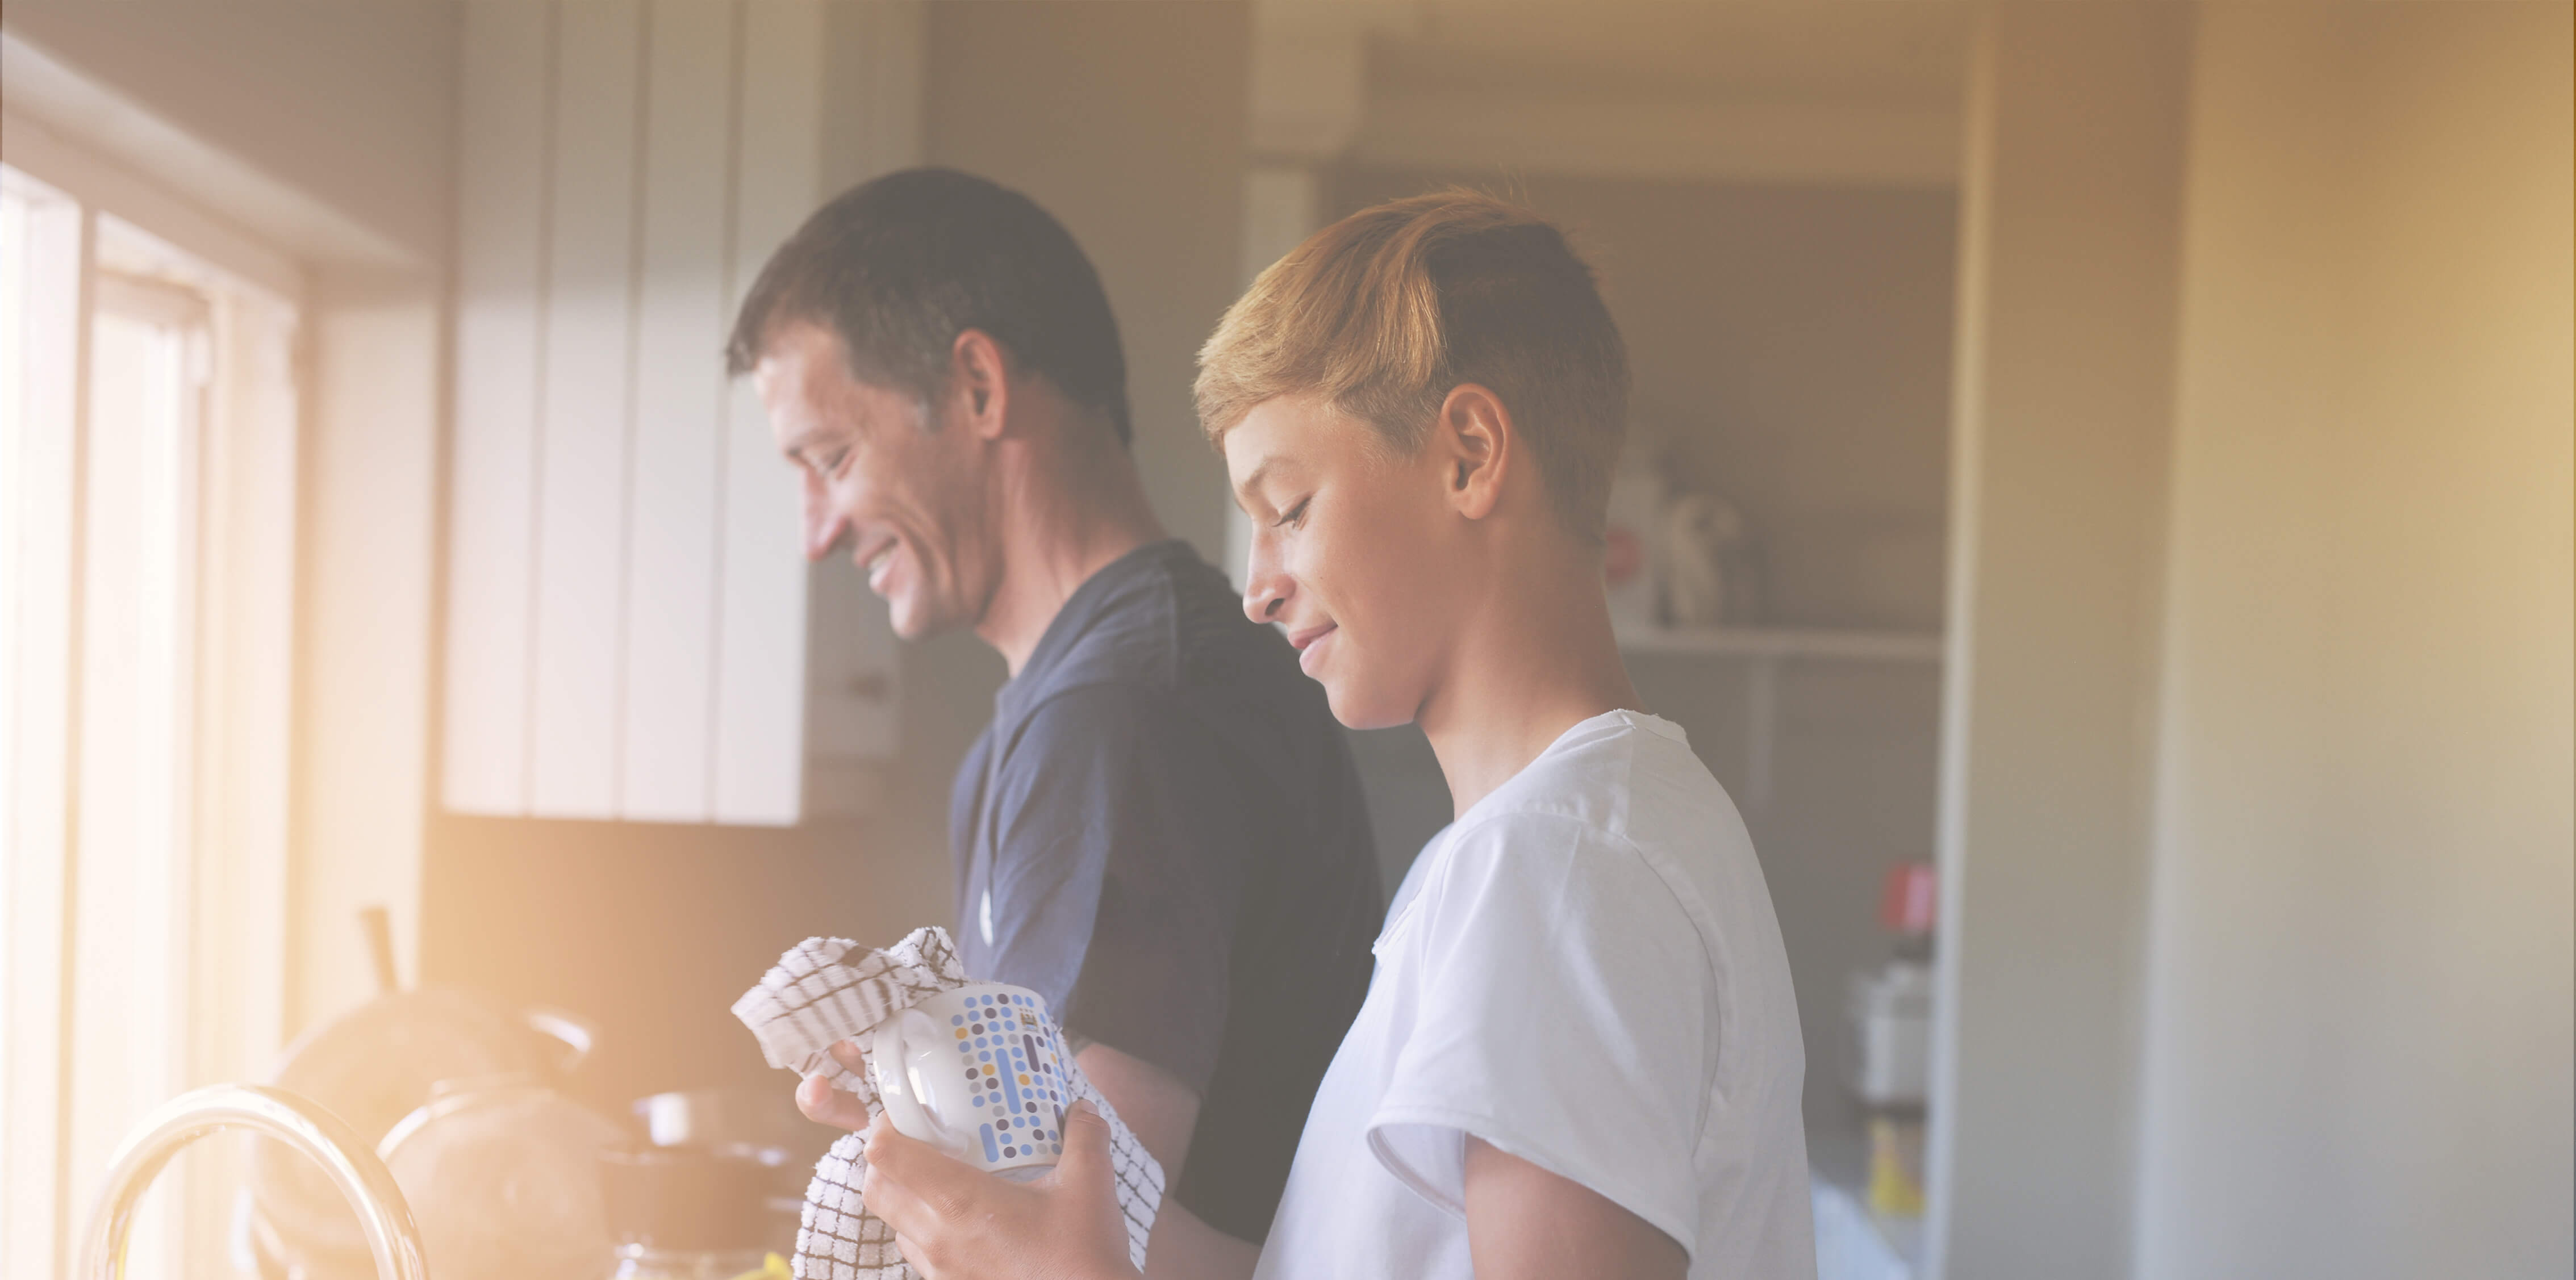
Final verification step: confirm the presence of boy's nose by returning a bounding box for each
[1242,549,1292,624]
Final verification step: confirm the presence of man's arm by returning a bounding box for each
[1463,1136,1688,1280]
[1076,1043,1260,1280]
[1074,1041,1199,1177]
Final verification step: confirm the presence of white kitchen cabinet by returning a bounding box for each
[444,0,911,825]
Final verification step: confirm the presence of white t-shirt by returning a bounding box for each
[1254,710,1814,1279]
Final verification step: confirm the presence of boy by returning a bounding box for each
[838,190,1817,1279]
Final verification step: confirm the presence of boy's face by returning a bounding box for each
[757,320,997,639]
[1227,395,1471,730]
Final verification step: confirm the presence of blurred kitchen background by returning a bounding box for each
[0,2,2566,1279]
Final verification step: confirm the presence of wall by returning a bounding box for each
[291,272,446,1034]
[1,0,456,265]
[1926,7,2190,1278]
[926,0,1252,567]
[2134,6,2575,1278]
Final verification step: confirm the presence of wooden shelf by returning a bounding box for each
[1617,625,1944,664]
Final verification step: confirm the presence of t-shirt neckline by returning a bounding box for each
[1448,708,1682,830]
[995,538,1195,721]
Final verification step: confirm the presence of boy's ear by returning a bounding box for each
[947,328,1012,440]
[1434,383,1512,521]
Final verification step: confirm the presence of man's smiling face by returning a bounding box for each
[755,320,998,639]
[1226,394,1470,730]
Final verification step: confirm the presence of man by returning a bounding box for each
[727,168,1384,1269]
[848,191,1816,1280]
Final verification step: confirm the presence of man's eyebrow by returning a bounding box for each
[779,429,834,466]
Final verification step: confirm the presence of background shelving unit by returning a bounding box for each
[1614,624,1943,663]
[1615,624,1944,815]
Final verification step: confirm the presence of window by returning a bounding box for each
[0,161,300,1280]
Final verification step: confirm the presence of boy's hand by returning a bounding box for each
[862,1099,1141,1280]
[792,1039,874,1131]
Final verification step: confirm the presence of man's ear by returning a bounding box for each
[1433,383,1513,521]
[947,328,1012,440]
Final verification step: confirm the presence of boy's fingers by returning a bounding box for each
[1054,1099,1114,1190]
[828,1039,868,1074]
[862,1108,983,1225]
[1061,1099,1110,1161]
[859,1112,931,1234]
[888,1233,933,1280]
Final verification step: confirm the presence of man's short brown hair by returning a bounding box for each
[1194,190,1629,539]
[728,168,1132,444]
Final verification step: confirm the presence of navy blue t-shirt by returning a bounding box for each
[949,539,1381,1241]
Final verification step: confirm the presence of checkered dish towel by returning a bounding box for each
[732,926,1162,1279]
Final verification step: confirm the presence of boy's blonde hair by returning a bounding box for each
[1194,190,1630,540]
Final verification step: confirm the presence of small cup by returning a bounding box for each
[868,983,1074,1178]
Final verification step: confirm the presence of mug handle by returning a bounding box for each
[869,1010,961,1152]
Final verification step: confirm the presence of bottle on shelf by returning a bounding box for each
[1848,860,1936,1217]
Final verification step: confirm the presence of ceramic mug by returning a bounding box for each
[868,983,1074,1178]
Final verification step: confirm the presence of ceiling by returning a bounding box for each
[1365,1,1969,108]
[1281,1,1970,187]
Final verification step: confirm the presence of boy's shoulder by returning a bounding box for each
[1410,710,1771,965]
[1465,710,1742,850]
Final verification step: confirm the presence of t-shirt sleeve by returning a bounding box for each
[1366,813,1715,1260]
[980,684,1252,1094]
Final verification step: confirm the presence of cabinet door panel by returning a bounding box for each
[529,0,643,818]
[619,0,735,821]
[445,0,550,814]
[712,0,823,826]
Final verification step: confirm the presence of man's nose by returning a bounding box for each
[803,475,849,562]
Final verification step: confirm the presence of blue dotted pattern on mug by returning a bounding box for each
[954,991,1068,1163]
